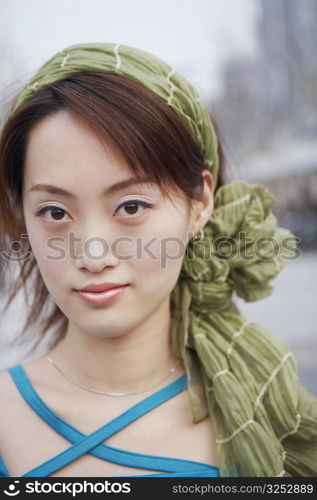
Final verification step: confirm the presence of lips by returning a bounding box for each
[76,282,128,293]
[75,284,130,306]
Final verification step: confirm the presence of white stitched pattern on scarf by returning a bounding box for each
[214,275,226,283]
[214,193,251,213]
[254,351,294,409]
[213,369,229,382]
[277,450,287,476]
[204,159,214,167]
[167,68,175,106]
[275,469,286,477]
[215,352,294,445]
[227,320,252,356]
[172,104,194,129]
[113,43,121,72]
[195,267,210,281]
[29,82,39,91]
[193,333,205,341]
[216,418,254,444]
[61,53,70,69]
[174,102,204,149]
[279,413,301,442]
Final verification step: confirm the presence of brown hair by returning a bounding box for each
[0,71,226,355]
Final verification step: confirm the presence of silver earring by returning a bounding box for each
[192,228,205,241]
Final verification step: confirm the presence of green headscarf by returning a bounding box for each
[10,42,317,477]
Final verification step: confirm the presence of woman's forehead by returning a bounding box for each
[23,109,188,205]
[26,110,121,158]
[24,112,131,180]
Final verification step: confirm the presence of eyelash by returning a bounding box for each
[34,200,154,223]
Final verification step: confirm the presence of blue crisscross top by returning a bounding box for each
[0,364,220,478]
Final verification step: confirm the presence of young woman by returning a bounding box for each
[0,42,316,478]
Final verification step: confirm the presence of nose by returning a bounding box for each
[74,234,119,273]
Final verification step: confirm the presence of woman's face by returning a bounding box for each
[22,110,202,339]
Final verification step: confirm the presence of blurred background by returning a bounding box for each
[0,0,316,394]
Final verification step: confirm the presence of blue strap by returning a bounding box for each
[125,469,220,477]
[0,455,9,477]
[8,365,217,477]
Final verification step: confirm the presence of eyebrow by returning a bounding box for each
[29,177,151,198]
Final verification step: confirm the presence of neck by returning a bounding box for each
[48,297,184,394]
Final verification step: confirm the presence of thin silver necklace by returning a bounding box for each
[47,355,181,397]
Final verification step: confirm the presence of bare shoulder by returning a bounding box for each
[0,356,46,426]
[0,356,49,451]
[0,368,19,444]
[0,367,15,398]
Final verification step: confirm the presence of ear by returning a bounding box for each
[188,170,215,239]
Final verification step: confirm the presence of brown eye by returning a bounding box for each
[34,205,69,222]
[123,203,139,215]
[49,208,65,220]
[115,200,153,217]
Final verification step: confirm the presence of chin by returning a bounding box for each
[75,320,132,339]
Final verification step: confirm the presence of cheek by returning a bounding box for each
[28,230,69,283]
[132,222,188,285]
